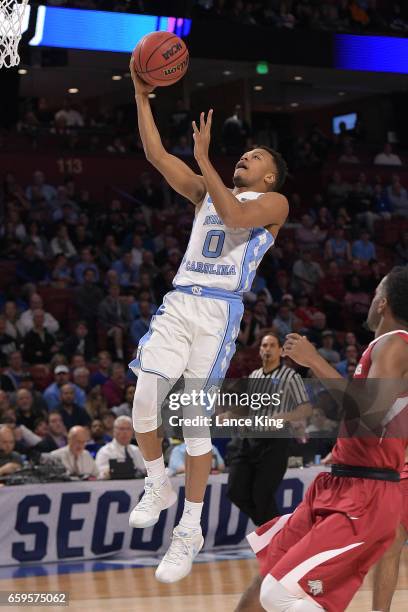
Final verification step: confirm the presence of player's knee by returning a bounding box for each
[184,437,212,456]
[132,384,159,433]
[259,575,325,612]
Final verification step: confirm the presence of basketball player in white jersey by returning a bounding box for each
[127,58,289,583]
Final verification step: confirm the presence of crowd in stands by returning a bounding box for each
[1,91,408,482]
[194,0,408,34]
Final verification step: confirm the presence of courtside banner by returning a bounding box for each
[0,470,325,566]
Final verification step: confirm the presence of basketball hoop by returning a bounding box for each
[0,0,30,68]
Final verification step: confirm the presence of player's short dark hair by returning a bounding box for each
[384,266,408,325]
[257,145,288,192]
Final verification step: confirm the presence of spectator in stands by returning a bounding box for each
[387,176,408,218]
[0,316,17,367]
[0,351,26,392]
[102,411,115,438]
[95,415,145,479]
[50,224,77,259]
[324,226,351,266]
[305,406,338,435]
[50,425,97,478]
[26,222,48,259]
[295,214,326,250]
[22,309,57,365]
[34,410,67,453]
[16,372,48,413]
[395,231,408,265]
[222,104,250,154]
[2,301,21,341]
[317,331,340,365]
[17,293,59,337]
[74,267,104,333]
[237,307,261,347]
[111,252,139,290]
[336,344,359,377]
[86,418,112,457]
[293,293,319,329]
[352,230,377,261]
[83,389,107,425]
[130,300,152,346]
[51,254,73,287]
[338,143,360,164]
[43,365,85,410]
[33,417,48,438]
[344,274,371,324]
[318,260,346,327]
[25,170,56,203]
[171,135,193,157]
[55,99,84,128]
[0,425,23,476]
[98,284,131,360]
[56,384,91,430]
[102,363,127,408]
[374,142,402,166]
[72,367,90,397]
[62,321,95,361]
[327,171,351,205]
[112,384,136,418]
[168,440,224,476]
[90,351,112,388]
[0,389,11,412]
[16,242,49,285]
[359,183,392,232]
[73,247,100,285]
[272,304,300,344]
[292,248,324,295]
[15,389,45,431]
[306,311,327,346]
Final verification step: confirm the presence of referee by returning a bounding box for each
[226,333,311,525]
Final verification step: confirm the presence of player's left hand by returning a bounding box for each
[192,110,213,162]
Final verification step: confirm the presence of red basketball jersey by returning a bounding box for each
[331,330,408,472]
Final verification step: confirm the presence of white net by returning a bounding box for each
[0,0,29,68]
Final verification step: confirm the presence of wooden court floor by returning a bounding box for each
[0,556,407,611]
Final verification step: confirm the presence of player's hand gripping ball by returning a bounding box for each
[133,31,189,87]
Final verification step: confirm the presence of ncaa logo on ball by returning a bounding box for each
[162,42,182,60]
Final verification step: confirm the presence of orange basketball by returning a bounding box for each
[133,31,189,87]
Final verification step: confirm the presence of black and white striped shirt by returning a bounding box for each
[248,364,309,433]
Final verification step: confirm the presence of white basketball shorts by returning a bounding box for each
[129,284,244,390]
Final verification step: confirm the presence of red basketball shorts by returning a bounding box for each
[247,472,402,611]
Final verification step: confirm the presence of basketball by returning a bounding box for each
[133,31,189,87]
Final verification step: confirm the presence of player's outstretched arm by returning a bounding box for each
[130,58,206,206]
[192,111,288,235]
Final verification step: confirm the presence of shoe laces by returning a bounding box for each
[136,482,162,512]
[163,529,199,565]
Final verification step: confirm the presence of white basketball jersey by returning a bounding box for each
[174,191,274,294]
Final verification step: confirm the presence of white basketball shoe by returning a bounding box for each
[155,525,204,583]
[129,477,177,529]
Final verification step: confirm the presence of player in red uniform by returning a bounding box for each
[235,267,408,612]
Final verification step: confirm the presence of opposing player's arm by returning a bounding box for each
[130,59,206,206]
[283,334,343,379]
